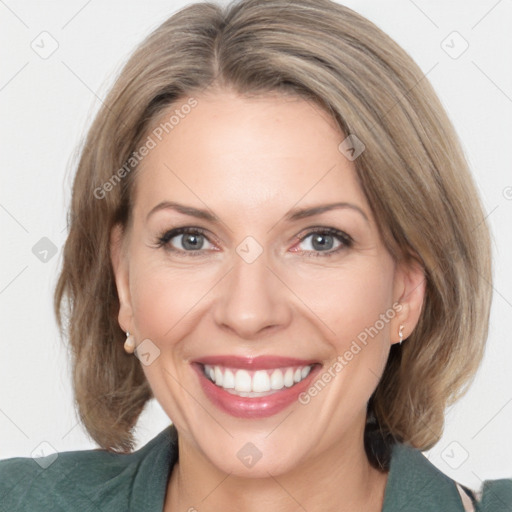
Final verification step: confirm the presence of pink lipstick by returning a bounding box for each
[192,355,322,418]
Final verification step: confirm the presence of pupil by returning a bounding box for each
[183,234,203,250]
[312,234,333,251]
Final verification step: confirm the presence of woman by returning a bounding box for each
[1,0,510,510]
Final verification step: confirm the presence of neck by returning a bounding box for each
[164,427,389,512]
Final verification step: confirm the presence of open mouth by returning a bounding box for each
[201,363,315,397]
[192,356,323,418]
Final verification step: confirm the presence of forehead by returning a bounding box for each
[132,90,369,221]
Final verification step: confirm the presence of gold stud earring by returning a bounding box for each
[399,325,404,345]
[124,331,135,354]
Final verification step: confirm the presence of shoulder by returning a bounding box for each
[0,425,178,511]
[383,442,512,512]
[473,479,512,512]
[457,479,512,512]
[0,444,145,511]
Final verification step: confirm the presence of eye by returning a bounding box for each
[293,227,353,256]
[154,226,352,257]
[155,227,216,254]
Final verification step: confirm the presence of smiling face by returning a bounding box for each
[110,88,424,478]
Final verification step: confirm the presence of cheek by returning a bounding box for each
[288,259,396,351]
[287,260,397,440]
[127,261,221,426]
[130,260,217,341]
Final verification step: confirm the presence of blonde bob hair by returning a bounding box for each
[54,0,492,464]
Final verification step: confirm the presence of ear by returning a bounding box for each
[390,257,426,345]
[110,223,134,334]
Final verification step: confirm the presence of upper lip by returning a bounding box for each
[191,355,321,370]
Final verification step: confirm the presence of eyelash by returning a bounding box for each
[154,226,353,258]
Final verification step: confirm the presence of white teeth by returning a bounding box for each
[252,370,271,392]
[234,370,252,392]
[223,369,235,389]
[203,363,315,394]
[270,369,284,390]
[284,368,294,387]
[214,366,223,387]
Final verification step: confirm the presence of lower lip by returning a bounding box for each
[193,363,322,418]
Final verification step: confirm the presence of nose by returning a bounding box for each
[212,251,292,340]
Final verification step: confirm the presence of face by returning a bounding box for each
[111,89,424,478]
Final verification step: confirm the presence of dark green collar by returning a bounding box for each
[382,441,464,511]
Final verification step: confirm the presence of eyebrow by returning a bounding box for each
[284,202,369,223]
[146,201,369,224]
[146,201,218,222]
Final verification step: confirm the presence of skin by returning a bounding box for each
[110,88,425,512]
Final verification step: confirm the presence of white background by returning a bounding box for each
[1,0,511,491]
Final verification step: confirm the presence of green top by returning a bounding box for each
[1,425,510,511]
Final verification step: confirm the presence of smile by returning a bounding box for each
[202,364,313,396]
[192,355,322,418]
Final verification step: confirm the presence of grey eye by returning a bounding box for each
[171,233,210,251]
[299,233,341,252]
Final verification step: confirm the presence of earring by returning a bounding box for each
[124,331,135,354]
[398,325,404,345]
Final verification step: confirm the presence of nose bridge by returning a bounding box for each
[212,245,291,338]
